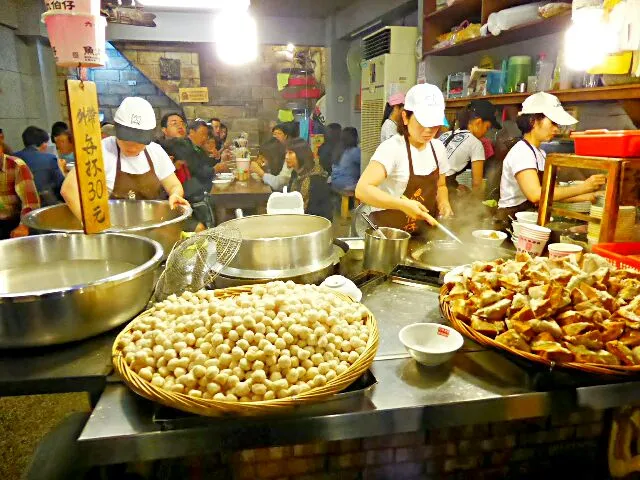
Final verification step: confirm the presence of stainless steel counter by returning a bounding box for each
[76,280,640,465]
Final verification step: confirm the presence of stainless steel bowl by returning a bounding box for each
[218,214,334,279]
[23,200,192,257]
[0,233,163,348]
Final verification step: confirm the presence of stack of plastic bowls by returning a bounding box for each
[517,224,551,257]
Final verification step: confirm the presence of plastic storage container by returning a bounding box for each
[570,130,640,158]
[591,243,640,271]
[506,56,531,93]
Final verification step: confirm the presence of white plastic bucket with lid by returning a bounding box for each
[266,187,304,215]
[44,0,101,15]
[43,12,107,67]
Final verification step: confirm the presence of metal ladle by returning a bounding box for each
[360,213,387,239]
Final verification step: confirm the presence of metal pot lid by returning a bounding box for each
[215,244,345,280]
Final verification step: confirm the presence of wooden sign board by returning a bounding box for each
[66,79,111,234]
[179,87,209,103]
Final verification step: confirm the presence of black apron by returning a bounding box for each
[369,137,440,236]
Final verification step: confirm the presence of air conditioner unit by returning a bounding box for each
[360,26,418,172]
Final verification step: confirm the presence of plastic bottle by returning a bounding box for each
[535,53,554,92]
[553,49,573,90]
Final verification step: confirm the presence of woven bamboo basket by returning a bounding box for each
[113,285,379,416]
[439,285,640,376]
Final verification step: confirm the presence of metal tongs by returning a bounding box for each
[360,213,387,239]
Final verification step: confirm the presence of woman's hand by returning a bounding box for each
[169,193,190,210]
[439,202,454,219]
[250,161,265,178]
[584,174,606,192]
[400,198,436,226]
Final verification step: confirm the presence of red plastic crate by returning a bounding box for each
[591,242,640,270]
[570,130,640,158]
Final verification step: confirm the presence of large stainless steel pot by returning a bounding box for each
[23,200,191,257]
[0,233,163,348]
[217,214,338,280]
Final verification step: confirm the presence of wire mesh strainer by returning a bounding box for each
[152,224,242,302]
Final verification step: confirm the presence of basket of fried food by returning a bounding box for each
[113,281,379,416]
[440,252,640,375]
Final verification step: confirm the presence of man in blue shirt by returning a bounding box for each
[14,126,65,206]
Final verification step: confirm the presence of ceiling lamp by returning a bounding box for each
[564,2,616,71]
[213,8,258,65]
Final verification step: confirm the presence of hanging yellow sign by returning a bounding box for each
[179,87,209,103]
[66,79,111,234]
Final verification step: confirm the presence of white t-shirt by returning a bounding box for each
[369,134,449,212]
[499,140,546,209]
[439,130,485,175]
[380,119,398,143]
[102,136,175,192]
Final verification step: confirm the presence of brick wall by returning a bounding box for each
[57,42,179,125]
[114,42,327,146]
[125,409,608,480]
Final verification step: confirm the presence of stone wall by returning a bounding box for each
[114,42,327,146]
[57,42,179,125]
[0,26,60,150]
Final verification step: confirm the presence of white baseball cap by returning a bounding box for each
[114,97,157,145]
[403,83,446,128]
[520,92,578,126]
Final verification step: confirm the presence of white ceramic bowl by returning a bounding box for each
[472,229,507,247]
[515,211,538,224]
[212,178,234,190]
[320,275,362,302]
[217,173,235,180]
[399,323,463,366]
[511,221,523,237]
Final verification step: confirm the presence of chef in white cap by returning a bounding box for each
[62,97,189,220]
[355,83,453,235]
[497,92,606,222]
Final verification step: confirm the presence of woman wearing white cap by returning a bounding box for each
[356,83,453,234]
[497,92,605,221]
[62,97,189,220]
[380,92,405,143]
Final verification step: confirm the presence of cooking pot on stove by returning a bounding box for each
[213,214,345,286]
[410,240,513,272]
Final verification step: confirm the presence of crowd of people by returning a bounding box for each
[0,96,364,239]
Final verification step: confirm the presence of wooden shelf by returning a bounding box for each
[424,14,570,57]
[425,0,482,23]
[444,84,640,108]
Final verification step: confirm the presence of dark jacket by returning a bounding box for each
[14,146,64,205]
[161,138,214,202]
[288,165,332,220]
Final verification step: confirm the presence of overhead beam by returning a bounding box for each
[106,10,326,46]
